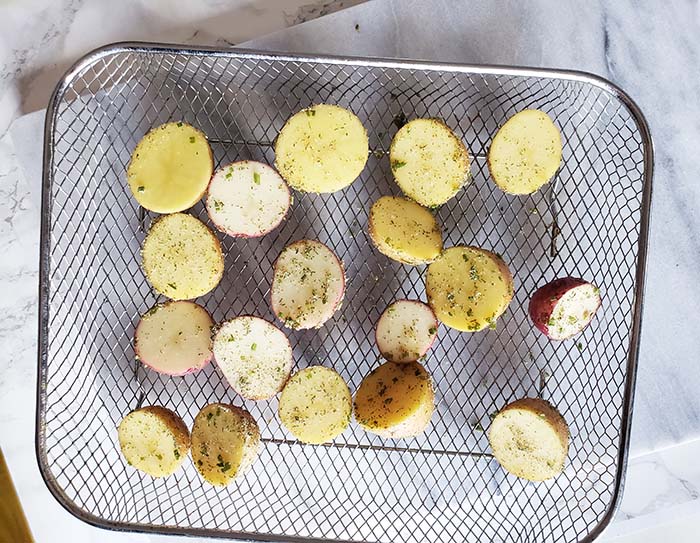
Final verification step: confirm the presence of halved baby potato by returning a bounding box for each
[212,316,293,400]
[191,403,260,486]
[135,301,213,376]
[127,122,213,213]
[376,300,438,363]
[389,118,470,207]
[278,366,352,444]
[528,277,600,340]
[206,161,290,238]
[117,406,190,478]
[488,109,562,195]
[354,361,434,439]
[275,104,369,193]
[368,196,443,265]
[529,277,601,340]
[271,239,345,330]
[142,213,224,300]
[488,397,570,481]
[426,246,514,332]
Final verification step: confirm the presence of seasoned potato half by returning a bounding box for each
[142,213,224,300]
[368,196,443,265]
[376,300,438,363]
[354,361,434,438]
[389,118,470,207]
[206,161,290,238]
[426,246,514,332]
[135,301,213,376]
[488,398,570,481]
[117,406,190,478]
[191,403,260,486]
[271,239,345,330]
[279,366,352,444]
[275,104,369,193]
[529,277,601,340]
[213,316,293,400]
[127,122,213,213]
[488,109,562,195]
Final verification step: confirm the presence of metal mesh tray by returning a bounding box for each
[37,43,653,543]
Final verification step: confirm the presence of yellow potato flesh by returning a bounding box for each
[191,403,260,486]
[368,196,442,265]
[141,213,224,300]
[426,246,513,332]
[117,406,190,478]
[488,398,569,481]
[278,366,351,444]
[354,361,434,438]
[488,109,562,195]
[389,118,470,207]
[275,104,368,193]
[127,122,213,213]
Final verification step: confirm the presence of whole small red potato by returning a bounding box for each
[529,277,601,340]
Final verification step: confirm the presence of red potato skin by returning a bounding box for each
[374,300,439,362]
[134,301,213,376]
[270,239,346,329]
[204,160,291,238]
[212,315,293,401]
[528,277,600,339]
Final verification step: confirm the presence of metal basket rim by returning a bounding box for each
[35,41,655,542]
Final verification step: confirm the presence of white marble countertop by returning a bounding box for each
[1,0,700,541]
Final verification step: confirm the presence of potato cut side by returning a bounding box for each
[368,196,443,265]
[376,300,438,363]
[278,366,352,444]
[117,406,190,478]
[354,361,434,438]
[275,104,369,193]
[488,398,570,481]
[142,213,224,300]
[127,122,213,213]
[191,403,260,486]
[135,301,213,376]
[206,161,290,238]
[271,239,345,330]
[488,109,562,195]
[213,316,293,400]
[426,246,514,332]
[529,277,601,340]
[389,118,470,207]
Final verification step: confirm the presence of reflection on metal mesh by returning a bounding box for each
[38,45,651,543]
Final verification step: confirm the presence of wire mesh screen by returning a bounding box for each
[38,45,650,543]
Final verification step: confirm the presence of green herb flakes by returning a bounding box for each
[253,172,261,185]
[216,454,231,473]
[469,265,480,282]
